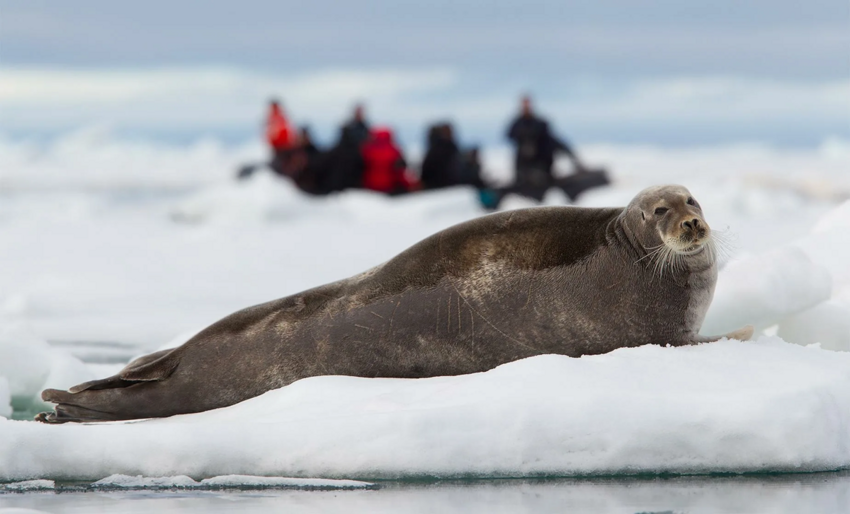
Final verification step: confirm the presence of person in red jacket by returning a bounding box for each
[360,127,419,195]
[265,99,298,177]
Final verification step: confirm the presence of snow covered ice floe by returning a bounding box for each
[0,475,369,493]
[700,246,831,336]
[89,474,371,490]
[0,480,55,492]
[0,323,96,415]
[2,338,849,481]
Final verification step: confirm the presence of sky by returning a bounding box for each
[0,0,848,148]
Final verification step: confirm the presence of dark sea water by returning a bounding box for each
[2,473,849,514]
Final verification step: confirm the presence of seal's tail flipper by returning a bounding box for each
[35,349,182,424]
[37,388,129,423]
[117,348,180,382]
[35,401,127,424]
[696,325,755,343]
[67,348,180,394]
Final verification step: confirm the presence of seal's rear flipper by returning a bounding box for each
[696,325,755,343]
[37,389,119,423]
[118,348,179,382]
[67,349,180,394]
[35,403,125,424]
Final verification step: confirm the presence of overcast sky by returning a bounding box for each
[3,0,848,77]
[1,0,848,147]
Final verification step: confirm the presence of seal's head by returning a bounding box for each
[624,185,715,272]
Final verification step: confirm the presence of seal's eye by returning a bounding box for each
[686,197,696,206]
[654,207,668,215]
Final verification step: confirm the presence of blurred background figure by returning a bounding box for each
[476,95,610,210]
[361,127,419,195]
[286,125,328,195]
[421,122,486,190]
[507,95,583,190]
[238,99,300,180]
[341,104,370,147]
[266,99,298,177]
[421,123,460,190]
[323,104,371,194]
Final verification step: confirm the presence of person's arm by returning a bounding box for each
[507,118,521,142]
[551,134,574,157]
[549,133,587,171]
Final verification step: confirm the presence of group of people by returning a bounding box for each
[247,95,608,208]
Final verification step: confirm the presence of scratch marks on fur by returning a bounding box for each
[457,293,462,333]
[446,295,452,333]
[354,324,372,332]
[445,277,536,352]
[389,301,400,330]
[524,276,534,309]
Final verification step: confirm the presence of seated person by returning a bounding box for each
[361,127,419,195]
[265,99,298,177]
[421,122,486,190]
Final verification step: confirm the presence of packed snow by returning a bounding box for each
[0,130,849,484]
[2,338,850,481]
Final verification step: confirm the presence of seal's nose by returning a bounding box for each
[682,218,700,231]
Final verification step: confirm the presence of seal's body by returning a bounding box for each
[38,185,752,423]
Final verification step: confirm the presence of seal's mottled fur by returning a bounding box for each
[37,185,751,423]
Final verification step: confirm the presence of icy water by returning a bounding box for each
[2,474,849,513]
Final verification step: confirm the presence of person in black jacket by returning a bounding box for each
[421,122,487,190]
[420,123,459,189]
[323,104,371,193]
[506,95,582,193]
[340,104,370,148]
[475,95,608,210]
[289,126,330,195]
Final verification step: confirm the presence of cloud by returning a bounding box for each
[0,66,846,146]
[0,67,457,134]
[0,67,456,105]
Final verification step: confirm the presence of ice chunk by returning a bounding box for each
[796,200,850,287]
[0,324,52,399]
[701,246,831,336]
[199,475,371,489]
[0,378,10,419]
[812,199,850,234]
[92,474,199,488]
[0,323,96,411]
[777,301,850,351]
[90,474,371,490]
[0,480,54,491]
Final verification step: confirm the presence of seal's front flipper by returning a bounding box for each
[696,325,755,343]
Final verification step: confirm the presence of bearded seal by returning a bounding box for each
[37,184,752,423]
